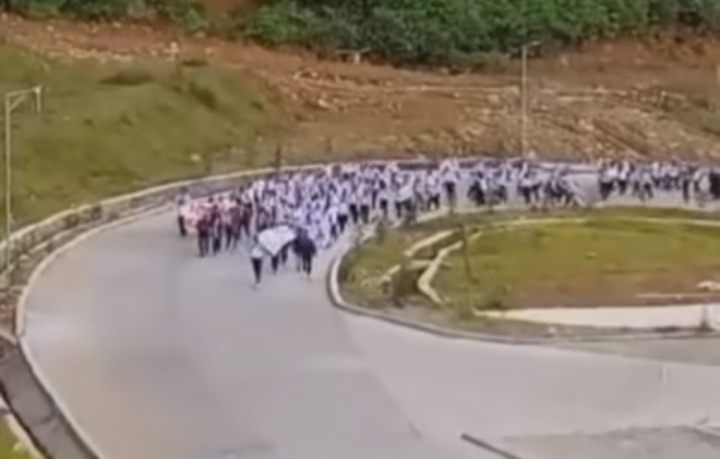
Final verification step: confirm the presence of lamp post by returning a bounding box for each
[4,86,42,275]
[520,41,539,159]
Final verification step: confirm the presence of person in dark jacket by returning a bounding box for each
[196,215,211,257]
[210,203,222,255]
[294,232,317,278]
[250,242,265,286]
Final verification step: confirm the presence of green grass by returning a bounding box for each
[340,227,436,307]
[342,206,720,310]
[0,44,285,228]
[436,217,720,311]
[0,421,33,459]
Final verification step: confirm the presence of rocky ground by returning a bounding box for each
[4,13,720,161]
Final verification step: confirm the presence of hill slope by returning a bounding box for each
[7,14,720,161]
[0,39,284,225]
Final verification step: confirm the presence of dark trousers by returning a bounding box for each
[301,255,313,276]
[444,182,456,207]
[225,225,237,250]
[349,204,359,225]
[360,204,370,224]
[379,199,388,219]
[520,187,531,205]
[271,255,280,274]
[198,232,209,257]
[599,181,613,200]
[251,258,263,283]
[177,216,187,238]
[338,214,348,233]
[212,234,222,255]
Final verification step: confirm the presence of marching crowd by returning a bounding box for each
[174,157,720,285]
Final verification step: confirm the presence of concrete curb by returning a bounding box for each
[327,210,720,345]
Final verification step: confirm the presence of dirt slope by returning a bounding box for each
[3,13,720,162]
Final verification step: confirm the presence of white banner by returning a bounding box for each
[258,225,297,256]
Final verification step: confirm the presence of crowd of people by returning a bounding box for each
[173,157,720,285]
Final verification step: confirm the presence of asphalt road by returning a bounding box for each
[20,177,720,459]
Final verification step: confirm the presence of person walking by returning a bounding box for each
[196,214,210,257]
[295,232,317,278]
[250,242,265,287]
[175,191,189,238]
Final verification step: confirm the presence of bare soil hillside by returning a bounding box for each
[4,13,720,162]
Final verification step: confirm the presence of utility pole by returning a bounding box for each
[4,86,42,275]
[274,144,283,177]
[520,41,539,159]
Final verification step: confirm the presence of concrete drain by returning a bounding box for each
[471,425,720,459]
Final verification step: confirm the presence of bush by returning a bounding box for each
[244,0,720,66]
[100,68,155,86]
[6,0,208,30]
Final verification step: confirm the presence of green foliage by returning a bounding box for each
[245,0,720,66]
[6,0,209,31]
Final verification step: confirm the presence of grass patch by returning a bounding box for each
[341,206,720,308]
[341,206,720,337]
[436,216,720,311]
[0,44,284,228]
[341,228,433,308]
[0,421,33,459]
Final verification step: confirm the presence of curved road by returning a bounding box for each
[21,189,720,459]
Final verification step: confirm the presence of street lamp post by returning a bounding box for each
[520,41,539,159]
[4,86,42,275]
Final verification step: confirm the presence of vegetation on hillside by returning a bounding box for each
[6,0,720,68]
[3,0,209,31]
[244,0,720,66]
[0,44,282,226]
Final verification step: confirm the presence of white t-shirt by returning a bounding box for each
[250,245,264,259]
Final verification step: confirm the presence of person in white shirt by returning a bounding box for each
[175,191,189,238]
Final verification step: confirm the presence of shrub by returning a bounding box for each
[100,68,155,86]
[5,0,208,30]
[244,0,720,66]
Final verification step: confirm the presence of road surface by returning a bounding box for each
[20,182,720,459]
